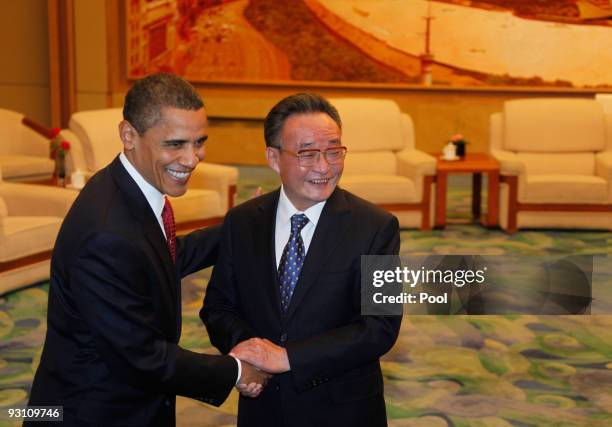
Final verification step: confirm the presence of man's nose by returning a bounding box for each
[312,151,330,172]
[181,144,204,168]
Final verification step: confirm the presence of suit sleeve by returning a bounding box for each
[176,224,221,277]
[286,215,402,392]
[200,213,255,354]
[71,231,237,406]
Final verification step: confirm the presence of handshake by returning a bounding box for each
[231,338,290,398]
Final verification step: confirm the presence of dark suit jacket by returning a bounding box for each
[201,187,401,427]
[27,156,237,427]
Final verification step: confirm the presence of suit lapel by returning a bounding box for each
[108,157,178,302]
[284,188,351,323]
[255,189,284,321]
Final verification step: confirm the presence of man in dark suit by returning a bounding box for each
[27,73,266,426]
[201,93,402,427]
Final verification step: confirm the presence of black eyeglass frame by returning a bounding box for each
[275,146,348,165]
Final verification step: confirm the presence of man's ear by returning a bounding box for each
[119,120,136,150]
[265,146,280,174]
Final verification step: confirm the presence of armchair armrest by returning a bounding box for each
[396,149,436,178]
[188,162,239,212]
[0,183,77,217]
[396,149,436,202]
[490,149,525,176]
[60,129,89,177]
[596,151,612,180]
[595,151,612,202]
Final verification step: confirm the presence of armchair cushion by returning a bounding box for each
[0,217,61,262]
[516,152,595,176]
[503,99,605,152]
[340,175,417,204]
[0,155,54,181]
[0,183,77,217]
[522,175,608,204]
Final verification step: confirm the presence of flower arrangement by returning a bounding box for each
[450,133,469,157]
[49,128,70,159]
[450,133,467,144]
[49,127,70,180]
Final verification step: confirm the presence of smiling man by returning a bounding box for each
[26,73,267,427]
[201,93,402,427]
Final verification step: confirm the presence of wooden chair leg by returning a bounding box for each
[505,175,518,233]
[420,176,434,231]
[228,184,237,209]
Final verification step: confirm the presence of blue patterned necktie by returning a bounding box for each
[278,213,309,312]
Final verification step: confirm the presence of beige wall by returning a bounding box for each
[74,0,110,111]
[93,0,600,165]
[0,0,50,126]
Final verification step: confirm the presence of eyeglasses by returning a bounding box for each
[276,146,348,167]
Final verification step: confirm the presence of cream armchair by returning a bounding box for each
[331,98,436,229]
[0,108,55,182]
[490,98,612,233]
[0,167,77,294]
[596,93,612,113]
[62,108,239,230]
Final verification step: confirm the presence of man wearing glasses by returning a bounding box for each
[201,93,401,426]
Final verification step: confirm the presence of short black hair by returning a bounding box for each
[264,93,341,147]
[123,73,204,135]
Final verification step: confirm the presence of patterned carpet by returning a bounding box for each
[1,170,611,427]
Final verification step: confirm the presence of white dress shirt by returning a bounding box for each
[119,153,167,238]
[118,153,242,383]
[275,186,326,268]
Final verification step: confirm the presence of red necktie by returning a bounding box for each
[162,197,176,263]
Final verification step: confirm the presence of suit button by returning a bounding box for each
[275,384,280,391]
[280,333,287,342]
[164,399,170,407]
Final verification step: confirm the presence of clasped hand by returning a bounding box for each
[231,338,290,398]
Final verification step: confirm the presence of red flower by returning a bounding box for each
[60,140,71,151]
[51,127,61,138]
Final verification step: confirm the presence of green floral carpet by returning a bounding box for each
[1,171,611,427]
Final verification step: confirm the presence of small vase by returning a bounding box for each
[453,141,467,157]
[55,154,66,187]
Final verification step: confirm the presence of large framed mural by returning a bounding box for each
[126,0,612,88]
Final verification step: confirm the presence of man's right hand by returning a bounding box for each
[236,360,271,398]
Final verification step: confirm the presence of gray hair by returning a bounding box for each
[264,93,341,147]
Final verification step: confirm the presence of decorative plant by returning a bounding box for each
[450,133,468,145]
[49,127,70,179]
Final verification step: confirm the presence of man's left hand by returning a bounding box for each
[231,338,290,373]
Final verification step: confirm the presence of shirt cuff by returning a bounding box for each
[229,354,242,385]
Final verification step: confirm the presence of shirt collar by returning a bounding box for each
[278,186,326,228]
[119,152,165,220]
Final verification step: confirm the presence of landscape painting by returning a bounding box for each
[126,0,612,88]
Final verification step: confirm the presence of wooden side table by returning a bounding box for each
[434,153,500,228]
